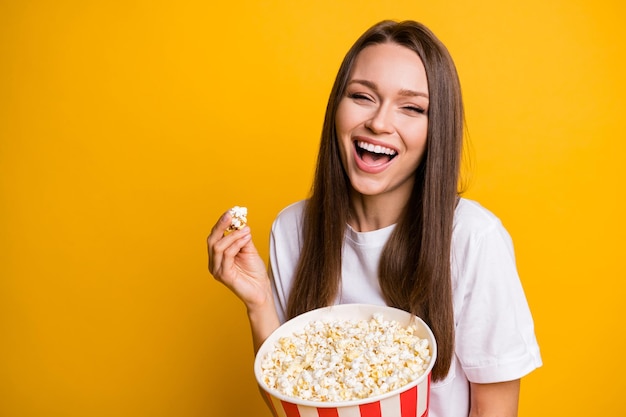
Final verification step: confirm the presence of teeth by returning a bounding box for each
[357,141,397,156]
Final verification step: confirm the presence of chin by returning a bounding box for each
[349,181,389,197]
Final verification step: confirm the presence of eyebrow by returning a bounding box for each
[348,79,429,99]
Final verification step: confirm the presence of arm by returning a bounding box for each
[207,210,280,352]
[469,379,520,417]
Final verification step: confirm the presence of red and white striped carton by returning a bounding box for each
[254,304,437,417]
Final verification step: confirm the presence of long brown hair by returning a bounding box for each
[286,20,464,382]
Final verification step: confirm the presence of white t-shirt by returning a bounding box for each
[269,198,542,417]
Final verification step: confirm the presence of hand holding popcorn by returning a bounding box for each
[207,206,271,309]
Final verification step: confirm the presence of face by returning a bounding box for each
[336,42,429,203]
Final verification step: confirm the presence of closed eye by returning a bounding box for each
[348,92,373,102]
[403,105,426,114]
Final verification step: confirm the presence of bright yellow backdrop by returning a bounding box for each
[1,1,624,416]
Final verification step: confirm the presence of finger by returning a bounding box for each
[220,229,252,275]
[207,211,233,247]
[238,230,258,254]
[210,226,251,278]
[208,240,222,278]
[207,211,236,273]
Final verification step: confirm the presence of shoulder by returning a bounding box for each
[454,198,501,228]
[453,198,508,242]
[270,200,307,246]
[272,200,306,231]
[452,198,516,263]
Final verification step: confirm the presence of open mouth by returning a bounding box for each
[355,140,398,166]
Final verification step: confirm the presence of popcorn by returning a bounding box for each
[260,313,431,402]
[225,206,247,234]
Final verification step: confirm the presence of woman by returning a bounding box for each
[208,20,542,417]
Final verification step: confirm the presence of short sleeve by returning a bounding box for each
[452,212,542,383]
[269,201,306,324]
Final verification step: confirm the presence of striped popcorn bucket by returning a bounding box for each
[255,304,437,417]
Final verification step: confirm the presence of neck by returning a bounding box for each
[348,190,408,232]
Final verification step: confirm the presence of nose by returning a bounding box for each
[364,103,394,134]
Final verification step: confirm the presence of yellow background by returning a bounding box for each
[1,1,624,416]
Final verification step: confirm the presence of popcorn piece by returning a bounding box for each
[260,313,431,403]
[225,206,247,234]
